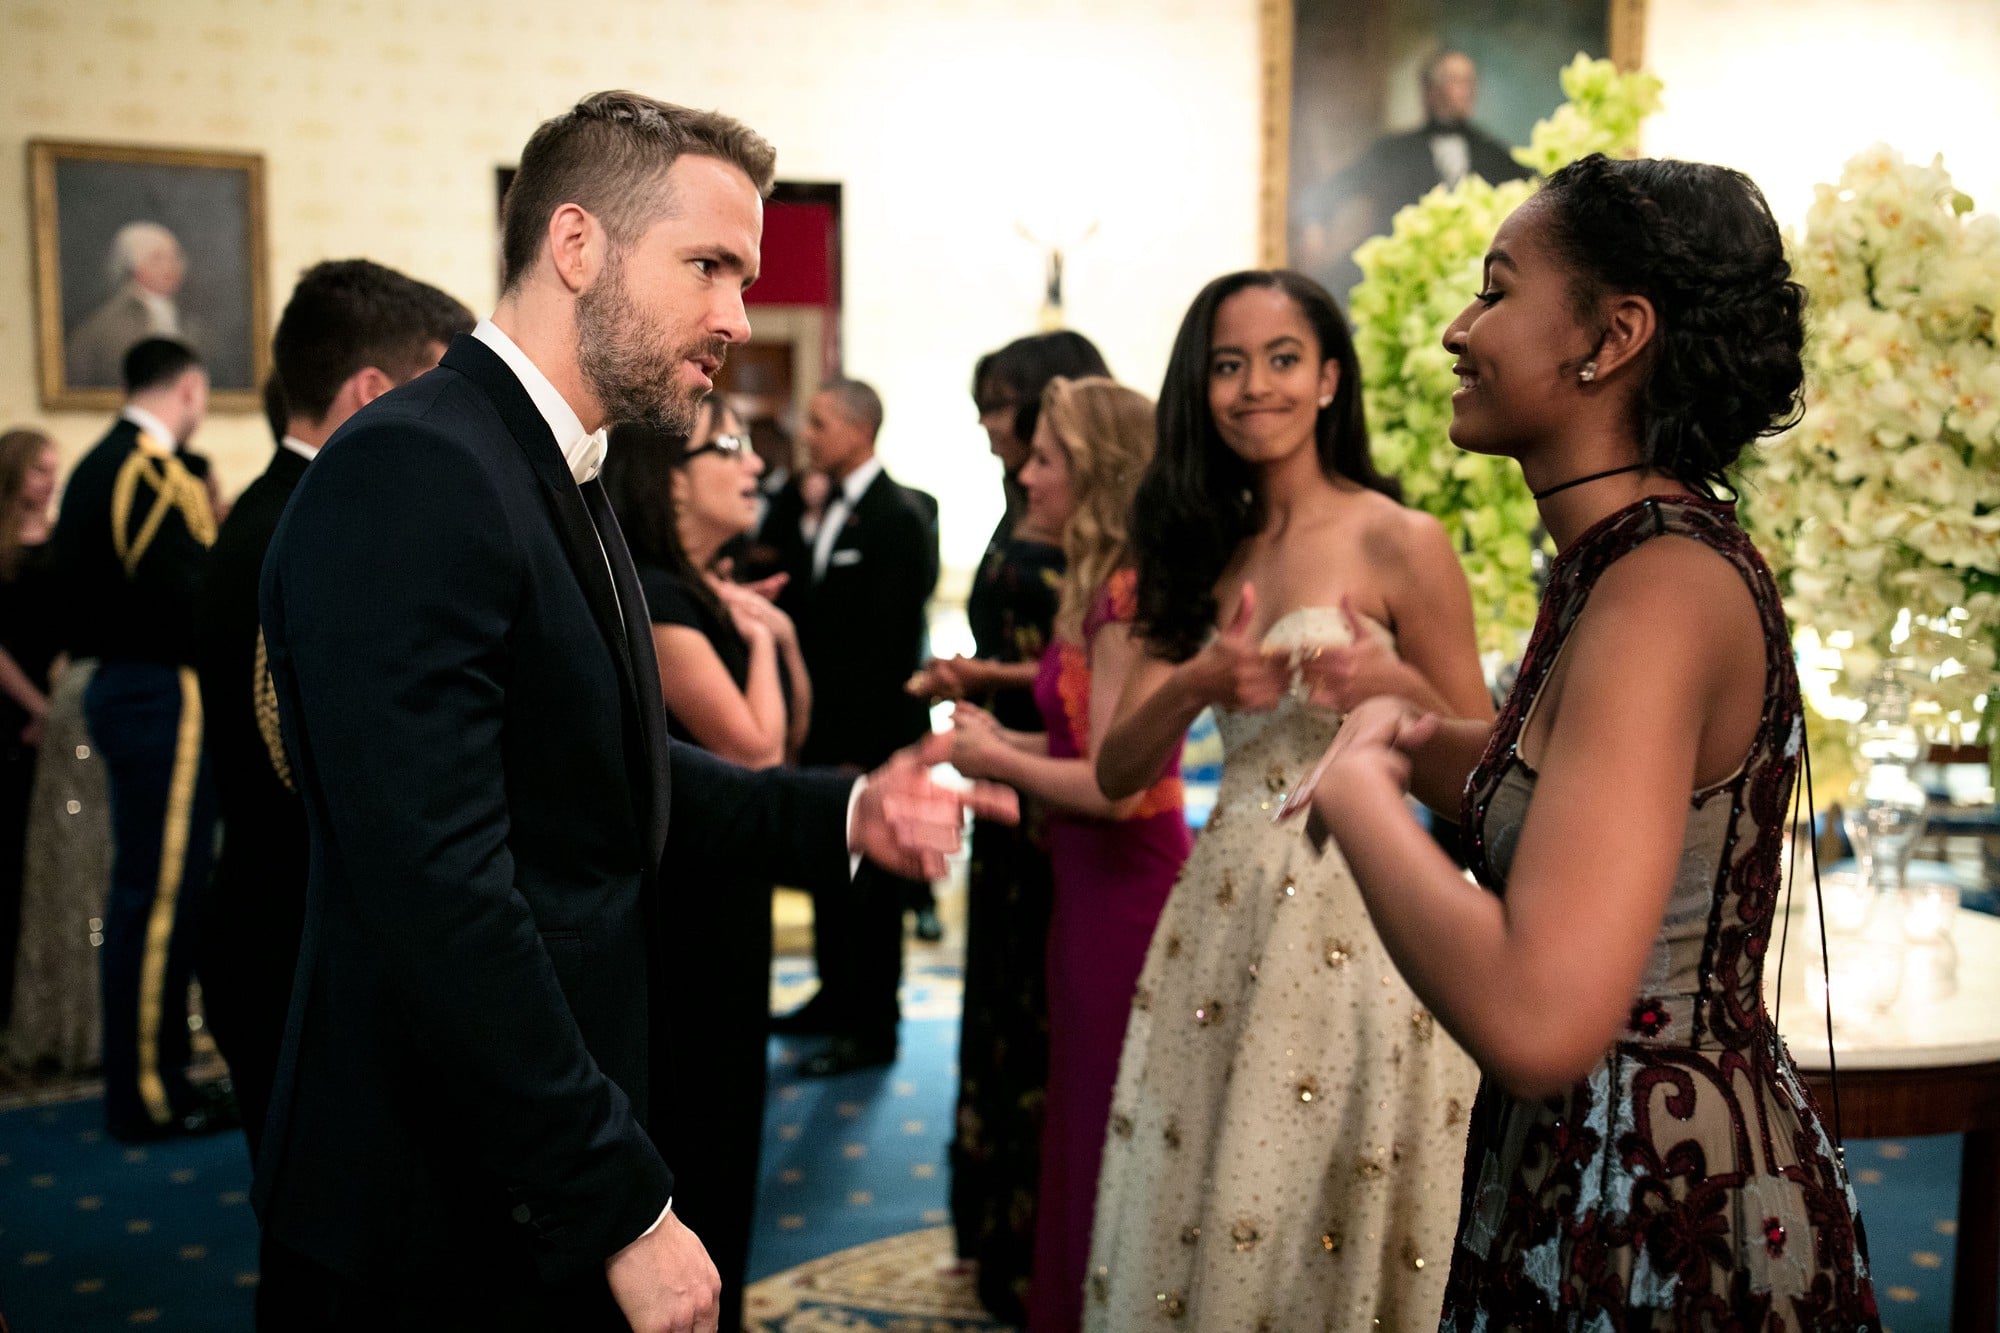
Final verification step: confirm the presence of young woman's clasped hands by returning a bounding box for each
[1146,584,1448,731]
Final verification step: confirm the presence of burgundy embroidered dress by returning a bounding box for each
[1444,496,1879,1331]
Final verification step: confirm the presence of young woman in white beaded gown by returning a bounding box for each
[1084,270,1494,1331]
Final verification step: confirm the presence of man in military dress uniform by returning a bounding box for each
[52,336,231,1140]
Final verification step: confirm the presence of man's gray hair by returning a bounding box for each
[822,378,883,439]
[106,221,179,289]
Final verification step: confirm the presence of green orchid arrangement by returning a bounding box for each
[1738,145,2000,745]
[1348,55,1664,660]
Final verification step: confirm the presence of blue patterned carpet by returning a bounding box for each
[0,942,1977,1332]
[0,1093,260,1329]
[749,957,966,1283]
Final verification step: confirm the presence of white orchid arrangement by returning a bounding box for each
[1349,55,1664,658]
[1739,145,2000,742]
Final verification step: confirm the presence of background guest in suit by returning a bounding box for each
[193,258,472,1181]
[0,428,62,1036]
[50,336,231,1141]
[605,396,811,1332]
[1317,51,1530,295]
[907,330,1109,1322]
[769,379,941,1078]
[66,223,210,390]
[255,92,1009,1332]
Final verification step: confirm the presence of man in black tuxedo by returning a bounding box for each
[194,259,473,1164]
[1313,50,1530,294]
[765,380,941,1077]
[255,93,1010,1332]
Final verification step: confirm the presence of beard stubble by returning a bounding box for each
[575,254,728,435]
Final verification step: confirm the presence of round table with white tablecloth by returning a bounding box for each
[1768,904,2000,1332]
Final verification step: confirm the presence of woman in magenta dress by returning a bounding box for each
[951,375,1190,1333]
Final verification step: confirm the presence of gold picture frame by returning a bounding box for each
[30,139,269,412]
[1261,0,1648,270]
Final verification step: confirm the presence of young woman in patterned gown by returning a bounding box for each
[1302,155,1880,1329]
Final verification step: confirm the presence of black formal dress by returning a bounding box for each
[0,540,60,1030]
[764,465,940,1054]
[255,332,854,1328]
[50,415,219,1138]
[632,563,783,1333]
[948,517,1062,1320]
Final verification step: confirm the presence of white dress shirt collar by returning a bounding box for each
[811,455,884,581]
[1429,130,1471,188]
[836,455,883,508]
[472,319,607,484]
[120,405,178,456]
[137,288,181,336]
[280,434,321,462]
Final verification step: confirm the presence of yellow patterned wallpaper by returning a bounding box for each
[0,0,1263,576]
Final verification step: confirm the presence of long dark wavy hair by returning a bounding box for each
[1131,269,1398,661]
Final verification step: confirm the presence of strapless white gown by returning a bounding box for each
[1082,608,1479,1332]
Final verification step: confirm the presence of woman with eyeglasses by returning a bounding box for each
[603,396,811,1333]
[610,400,810,767]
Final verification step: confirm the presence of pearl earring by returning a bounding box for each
[1317,394,1333,408]
[1579,362,1598,384]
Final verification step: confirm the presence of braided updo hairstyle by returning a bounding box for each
[1537,154,1807,492]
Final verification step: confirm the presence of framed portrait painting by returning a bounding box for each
[1261,0,1646,296]
[30,140,269,411]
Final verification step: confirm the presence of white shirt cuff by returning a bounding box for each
[639,1198,674,1241]
[845,776,865,879]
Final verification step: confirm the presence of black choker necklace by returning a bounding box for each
[1531,462,1648,501]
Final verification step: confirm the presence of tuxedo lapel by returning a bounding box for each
[581,480,672,865]
[437,337,663,857]
[824,472,882,564]
[438,339,637,699]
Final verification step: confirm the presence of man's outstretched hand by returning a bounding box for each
[852,728,1020,880]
